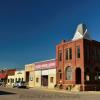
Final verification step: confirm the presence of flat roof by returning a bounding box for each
[34,58,55,64]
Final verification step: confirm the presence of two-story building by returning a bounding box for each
[56,24,100,91]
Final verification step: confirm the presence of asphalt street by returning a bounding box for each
[0,87,100,100]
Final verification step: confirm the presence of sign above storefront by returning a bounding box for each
[35,59,56,70]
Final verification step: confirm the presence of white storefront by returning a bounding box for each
[34,59,56,88]
[7,70,25,87]
[14,70,25,82]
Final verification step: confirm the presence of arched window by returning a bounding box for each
[18,78,21,82]
[65,66,72,80]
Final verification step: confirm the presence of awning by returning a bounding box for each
[0,74,7,79]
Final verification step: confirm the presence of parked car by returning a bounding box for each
[13,81,27,88]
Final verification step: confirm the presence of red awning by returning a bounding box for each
[0,74,7,79]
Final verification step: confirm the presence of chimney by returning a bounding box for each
[61,40,66,43]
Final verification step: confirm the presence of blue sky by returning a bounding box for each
[0,0,100,69]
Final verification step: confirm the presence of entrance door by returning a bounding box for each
[26,72,29,83]
[41,75,48,86]
[76,68,81,84]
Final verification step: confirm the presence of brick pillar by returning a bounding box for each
[81,69,85,91]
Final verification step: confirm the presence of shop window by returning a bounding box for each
[30,77,33,81]
[65,66,72,80]
[10,78,13,83]
[50,77,54,83]
[36,78,39,83]
[77,46,80,58]
[12,79,14,83]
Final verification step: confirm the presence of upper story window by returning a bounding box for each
[66,49,69,60]
[77,46,80,58]
[65,48,72,60]
[69,48,72,60]
[58,50,62,61]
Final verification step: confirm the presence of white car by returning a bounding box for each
[13,81,27,88]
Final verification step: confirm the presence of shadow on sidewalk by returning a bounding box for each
[0,91,16,95]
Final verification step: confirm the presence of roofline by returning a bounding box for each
[16,70,25,72]
[34,58,55,64]
[25,58,55,66]
[25,63,35,66]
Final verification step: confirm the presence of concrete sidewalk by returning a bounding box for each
[29,87,100,94]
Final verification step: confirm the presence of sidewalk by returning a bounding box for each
[29,87,100,94]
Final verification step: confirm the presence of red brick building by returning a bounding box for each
[56,24,100,91]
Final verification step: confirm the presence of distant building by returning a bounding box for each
[7,70,25,87]
[0,69,16,86]
[56,24,100,91]
[14,70,25,82]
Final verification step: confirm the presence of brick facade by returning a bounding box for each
[56,24,100,91]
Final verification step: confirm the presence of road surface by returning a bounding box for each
[0,87,100,100]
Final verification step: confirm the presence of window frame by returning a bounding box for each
[76,46,80,58]
[65,66,73,80]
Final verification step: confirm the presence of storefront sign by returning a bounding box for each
[35,60,56,70]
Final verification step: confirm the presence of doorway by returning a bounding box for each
[41,75,48,86]
[26,72,29,83]
[76,68,81,84]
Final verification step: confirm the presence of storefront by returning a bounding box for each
[14,70,25,82]
[25,64,35,87]
[0,69,16,86]
[34,59,56,88]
